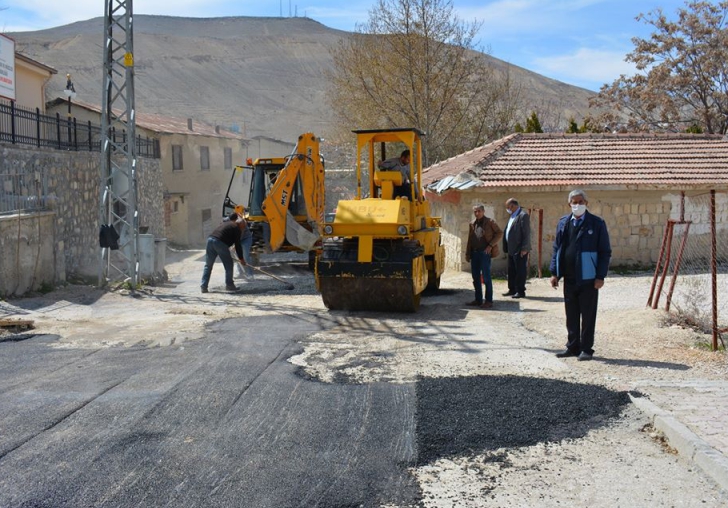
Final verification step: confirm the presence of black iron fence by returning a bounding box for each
[0,100,159,158]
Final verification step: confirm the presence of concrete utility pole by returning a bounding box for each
[98,0,139,289]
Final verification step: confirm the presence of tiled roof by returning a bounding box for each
[423,133,728,190]
[16,52,57,74]
[48,98,245,140]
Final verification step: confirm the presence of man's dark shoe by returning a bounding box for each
[200,287,209,294]
[466,300,482,306]
[511,293,526,299]
[502,291,516,296]
[225,284,238,292]
[577,352,593,361]
[555,350,578,358]
[481,301,493,309]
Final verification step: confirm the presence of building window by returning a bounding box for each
[201,208,212,223]
[224,147,232,170]
[172,145,184,171]
[173,201,179,213]
[200,146,210,171]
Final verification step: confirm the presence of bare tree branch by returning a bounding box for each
[591,1,728,134]
[326,0,521,164]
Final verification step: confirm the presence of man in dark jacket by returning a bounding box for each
[466,204,503,309]
[200,213,246,293]
[502,198,531,298]
[550,190,611,361]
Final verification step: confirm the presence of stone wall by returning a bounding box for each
[1,143,163,290]
[0,212,60,297]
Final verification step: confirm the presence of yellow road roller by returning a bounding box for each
[316,128,445,312]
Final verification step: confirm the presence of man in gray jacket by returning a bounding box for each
[502,198,531,298]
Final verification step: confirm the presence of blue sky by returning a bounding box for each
[1,0,690,91]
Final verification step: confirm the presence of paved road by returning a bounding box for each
[0,313,419,507]
[2,264,726,506]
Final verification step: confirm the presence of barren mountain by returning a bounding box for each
[10,15,596,144]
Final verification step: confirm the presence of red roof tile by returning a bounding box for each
[422,133,728,189]
[52,98,245,140]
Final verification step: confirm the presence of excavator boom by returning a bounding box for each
[261,133,325,252]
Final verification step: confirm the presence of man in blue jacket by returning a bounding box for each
[550,190,611,361]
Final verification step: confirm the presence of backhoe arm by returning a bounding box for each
[261,133,325,251]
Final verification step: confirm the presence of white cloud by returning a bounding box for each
[2,0,235,32]
[532,47,636,85]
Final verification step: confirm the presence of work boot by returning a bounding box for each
[225,284,238,292]
[200,287,208,294]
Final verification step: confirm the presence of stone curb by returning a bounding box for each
[630,394,728,493]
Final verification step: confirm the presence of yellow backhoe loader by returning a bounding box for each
[222,133,325,264]
[316,128,445,312]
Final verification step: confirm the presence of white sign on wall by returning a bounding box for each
[0,34,16,101]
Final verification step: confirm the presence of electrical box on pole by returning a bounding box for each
[98,0,139,289]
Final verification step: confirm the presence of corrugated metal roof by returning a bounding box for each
[423,133,728,192]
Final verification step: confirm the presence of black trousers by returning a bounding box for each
[507,253,528,294]
[563,279,599,355]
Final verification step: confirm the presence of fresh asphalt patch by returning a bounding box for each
[0,315,421,508]
[415,375,631,465]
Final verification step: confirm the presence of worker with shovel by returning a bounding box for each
[233,209,255,281]
[200,213,247,293]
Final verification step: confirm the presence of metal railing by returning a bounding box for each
[0,170,51,214]
[647,190,728,351]
[0,100,159,158]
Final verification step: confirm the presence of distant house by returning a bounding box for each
[422,133,728,273]
[247,135,296,162]
[47,98,248,246]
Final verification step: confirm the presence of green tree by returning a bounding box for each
[566,117,579,133]
[685,123,704,133]
[327,0,521,165]
[524,111,543,133]
[514,122,524,133]
[578,115,606,133]
[591,1,728,134]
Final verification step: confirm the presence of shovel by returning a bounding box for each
[237,259,294,290]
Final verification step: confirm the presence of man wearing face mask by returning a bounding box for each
[549,190,611,361]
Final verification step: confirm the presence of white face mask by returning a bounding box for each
[571,204,586,216]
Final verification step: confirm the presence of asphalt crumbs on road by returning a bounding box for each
[415,375,631,465]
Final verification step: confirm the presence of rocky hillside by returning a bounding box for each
[10,15,596,145]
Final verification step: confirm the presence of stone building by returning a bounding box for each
[422,133,728,274]
[47,99,249,246]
